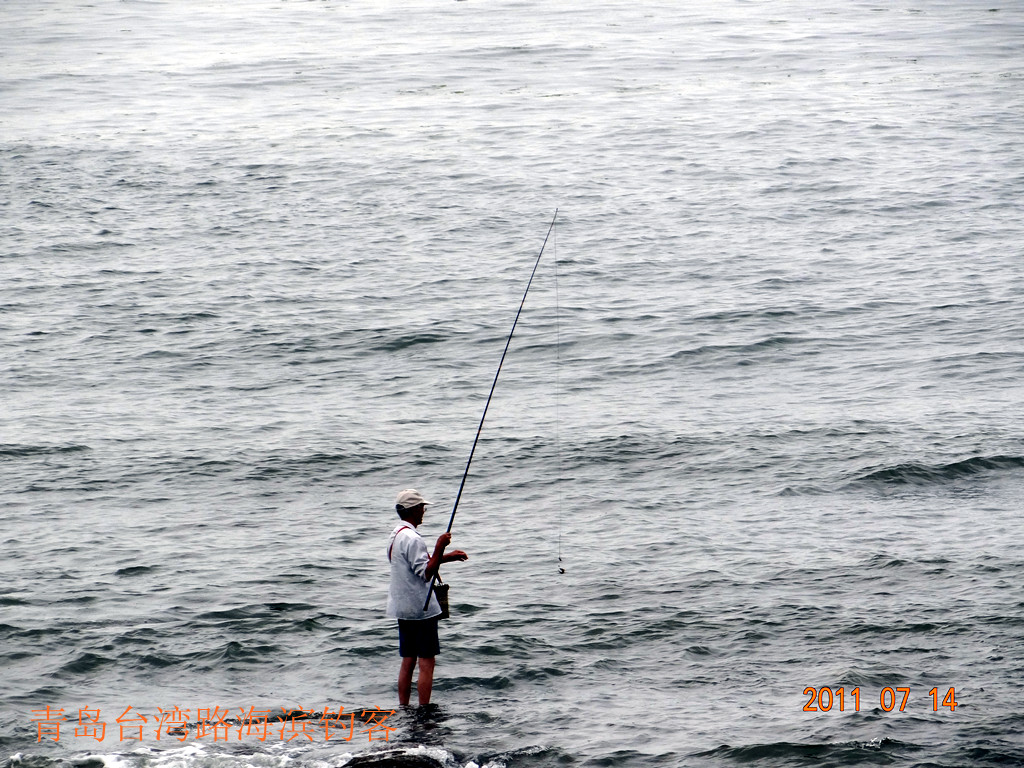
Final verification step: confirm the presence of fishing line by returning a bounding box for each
[553,225,565,574]
[424,209,559,611]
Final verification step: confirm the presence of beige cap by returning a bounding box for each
[395,489,430,511]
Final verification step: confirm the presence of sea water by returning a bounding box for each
[3,1,1024,766]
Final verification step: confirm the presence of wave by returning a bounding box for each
[694,737,914,764]
[847,455,1024,487]
[0,742,456,768]
[0,444,90,458]
[54,652,115,675]
[377,332,452,353]
[114,565,157,577]
[669,334,813,361]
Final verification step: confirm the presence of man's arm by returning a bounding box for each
[425,533,469,578]
[425,532,451,579]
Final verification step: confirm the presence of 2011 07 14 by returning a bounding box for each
[802,686,958,712]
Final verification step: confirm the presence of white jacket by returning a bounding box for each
[385,523,442,620]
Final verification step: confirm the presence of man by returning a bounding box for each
[386,489,468,706]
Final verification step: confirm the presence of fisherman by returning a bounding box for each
[386,489,468,706]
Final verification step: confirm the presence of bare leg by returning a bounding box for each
[417,657,436,705]
[398,656,416,706]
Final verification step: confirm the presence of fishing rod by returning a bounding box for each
[423,209,559,611]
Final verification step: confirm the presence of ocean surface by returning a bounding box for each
[3,1,1024,766]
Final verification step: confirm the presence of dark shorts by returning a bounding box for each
[398,617,440,658]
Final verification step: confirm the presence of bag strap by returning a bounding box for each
[387,528,411,561]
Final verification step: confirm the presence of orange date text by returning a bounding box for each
[802,686,958,713]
